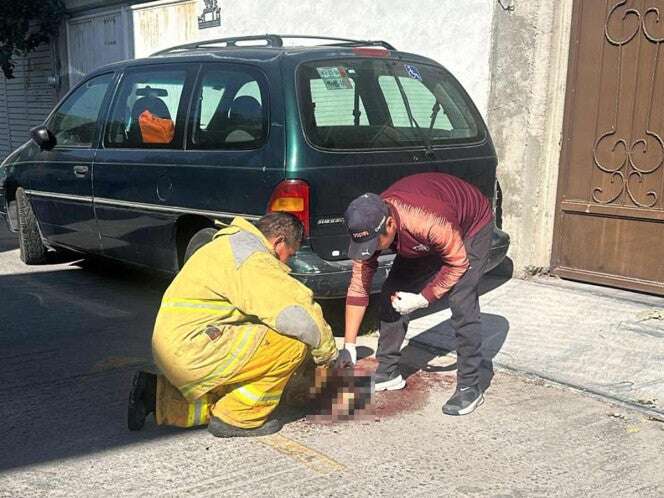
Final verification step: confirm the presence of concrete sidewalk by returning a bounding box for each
[405,275,664,415]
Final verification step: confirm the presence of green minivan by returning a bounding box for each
[0,35,509,297]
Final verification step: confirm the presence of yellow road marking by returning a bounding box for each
[259,434,345,474]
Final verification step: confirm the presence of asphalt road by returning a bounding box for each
[1,224,663,497]
[0,225,168,471]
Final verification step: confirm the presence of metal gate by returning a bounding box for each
[552,0,664,295]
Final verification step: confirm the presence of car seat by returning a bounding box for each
[128,95,172,145]
[223,96,263,143]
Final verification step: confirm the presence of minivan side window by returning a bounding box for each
[47,73,113,147]
[189,66,267,150]
[105,69,187,149]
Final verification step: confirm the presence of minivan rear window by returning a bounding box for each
[297,59,481,150]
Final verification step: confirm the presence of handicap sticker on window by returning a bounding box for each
[317,66,354,90]
[404,64,422,81]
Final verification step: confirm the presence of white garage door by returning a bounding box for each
[67,9,132,87]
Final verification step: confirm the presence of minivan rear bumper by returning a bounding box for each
[292,226,510,299]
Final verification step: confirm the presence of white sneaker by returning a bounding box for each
[374,373,406,391]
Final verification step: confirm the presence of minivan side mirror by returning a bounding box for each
[30,125,57,151]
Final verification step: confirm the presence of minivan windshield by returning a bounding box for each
[297,58,481,150]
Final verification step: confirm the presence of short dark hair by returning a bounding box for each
[255,212,304,247]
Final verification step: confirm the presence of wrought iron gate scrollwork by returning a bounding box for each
[593,0,664,208]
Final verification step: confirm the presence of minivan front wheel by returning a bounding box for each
[16,187,47,264]
[183,227,218,265]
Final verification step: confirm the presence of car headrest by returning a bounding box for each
[131,96,171,122]
[228,96,262,127]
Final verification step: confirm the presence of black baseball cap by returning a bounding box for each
[344,193,389,260]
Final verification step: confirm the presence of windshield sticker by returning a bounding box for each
[317,66,353,90]
[404,64,423,81]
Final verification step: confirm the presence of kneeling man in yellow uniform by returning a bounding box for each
[128,212,337,437]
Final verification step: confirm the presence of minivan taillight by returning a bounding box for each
[268,179,311,236]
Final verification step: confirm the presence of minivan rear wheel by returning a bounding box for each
[16,187,47,264]
[183,227,218,264]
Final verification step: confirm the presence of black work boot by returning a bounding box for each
[208,416,283,438]
[442,384,484,416]
[127,371,157,431]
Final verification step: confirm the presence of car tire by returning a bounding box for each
[16,187,47,265]
[183,227,218,264]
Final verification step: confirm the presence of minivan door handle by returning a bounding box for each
[73,165,89,178]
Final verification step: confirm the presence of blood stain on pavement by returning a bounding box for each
[357,357,456,420]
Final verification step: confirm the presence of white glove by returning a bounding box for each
[392,292,429,315]
[335,343,357,368]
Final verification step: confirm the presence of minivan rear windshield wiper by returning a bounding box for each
[353,79,362,126]
[427,101,442,149]
[387,62,438,159]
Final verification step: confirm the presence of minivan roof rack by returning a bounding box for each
[151,34,396,56]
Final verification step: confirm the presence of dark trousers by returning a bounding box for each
[376,222,493,387]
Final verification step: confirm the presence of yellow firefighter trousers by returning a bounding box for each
[155,328,307,429]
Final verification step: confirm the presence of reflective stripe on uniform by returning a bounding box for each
[180,325,257,399]
[234,384,283,406]
[161,298,235,315]
[194,398,208,425]
[186,401,195,427]
[185,398,209,427]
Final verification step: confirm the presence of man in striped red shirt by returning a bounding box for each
[339,172,494,416]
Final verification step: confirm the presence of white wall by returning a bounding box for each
[132,0,199,58]
[131,0,495,116]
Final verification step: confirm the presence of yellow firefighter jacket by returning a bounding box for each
[152,217,338,402]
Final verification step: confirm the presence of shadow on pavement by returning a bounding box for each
[402,273,512,391]
[403,313,510,392]
[0,263,176,472]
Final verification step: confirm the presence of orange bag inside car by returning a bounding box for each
[139,110,175,144]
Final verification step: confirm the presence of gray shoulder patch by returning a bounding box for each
[229,230,267,268]
[275,305,321,348]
